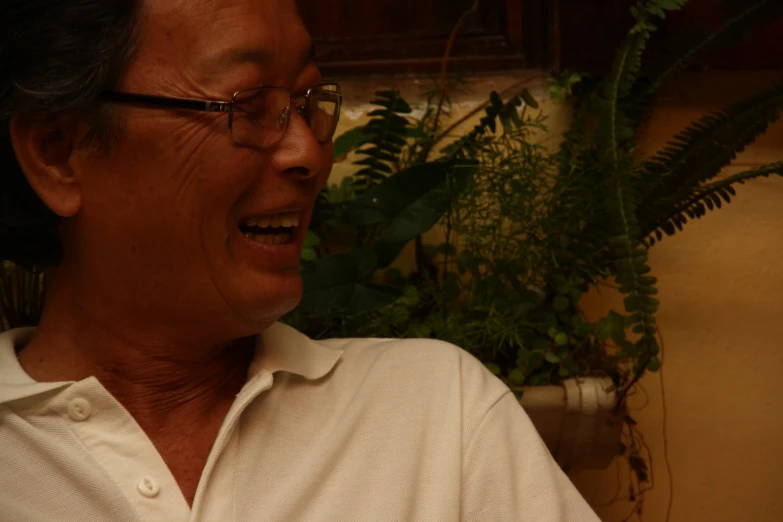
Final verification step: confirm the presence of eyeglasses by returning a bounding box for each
[100,83,342,149]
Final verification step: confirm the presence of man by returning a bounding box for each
[0,0,601,520]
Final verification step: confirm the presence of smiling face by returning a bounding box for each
[61,0,333,339]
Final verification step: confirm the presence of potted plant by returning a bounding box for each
[284,0,783,490]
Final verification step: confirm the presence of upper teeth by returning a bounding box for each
[242,211,300,228]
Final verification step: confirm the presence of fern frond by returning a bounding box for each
[440,91,528,159]
[638,81,783,226]
[353,90,412,194]
[595,1,687,375]
[646,0,783,92]
[644,161,783,244]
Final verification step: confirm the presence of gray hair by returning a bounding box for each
[0,0,140,267]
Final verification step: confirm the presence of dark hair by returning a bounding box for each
[0,0,139,268]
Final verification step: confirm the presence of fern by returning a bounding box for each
[638,81,783,234]
[596,1,685,373]
[621,0,783,141]
[645,162,783,244]
[352,90,412,195]
[440,90,531,160]
[645,0,783,92]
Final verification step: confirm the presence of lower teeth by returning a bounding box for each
[244,231,292,245]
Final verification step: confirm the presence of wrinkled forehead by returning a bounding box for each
[136,0,313,88]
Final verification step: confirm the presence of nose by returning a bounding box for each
[270,111,325,180]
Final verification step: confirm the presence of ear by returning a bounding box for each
[9,114,83,218]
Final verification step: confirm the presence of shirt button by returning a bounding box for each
[137,476,161,498]
[67,398,92,421]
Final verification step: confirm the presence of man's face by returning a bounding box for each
[66,0,332,336]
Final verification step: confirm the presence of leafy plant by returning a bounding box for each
[0,261,44,330]
[289,0,783,401]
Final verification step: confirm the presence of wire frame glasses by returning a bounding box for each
[100,83,343,149]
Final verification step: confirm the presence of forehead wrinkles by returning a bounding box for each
[140,0,310,88]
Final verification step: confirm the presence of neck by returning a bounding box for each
[17,268,257,431]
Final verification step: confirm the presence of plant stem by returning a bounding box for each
[420,0,482,164]
[613,354,653,414]
[415,235,424,277]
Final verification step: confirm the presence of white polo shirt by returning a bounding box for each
[0,323,599,521]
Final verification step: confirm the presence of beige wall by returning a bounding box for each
[573,71,783,522]
[332,71,783,522]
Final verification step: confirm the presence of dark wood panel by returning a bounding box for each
[558,0,636,73]
[558,0,783,73]
[300,0,783,76]
[661,1,783,70]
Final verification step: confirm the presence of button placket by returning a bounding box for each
[53,381,191,520]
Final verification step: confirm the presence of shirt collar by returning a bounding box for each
[250,322,343,380]
[0,328,73,404]
[0,323,342,405]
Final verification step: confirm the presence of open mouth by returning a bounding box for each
[239,211,300,246]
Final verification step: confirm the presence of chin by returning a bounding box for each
[233,269,304,327]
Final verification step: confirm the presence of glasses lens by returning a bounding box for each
[308,84,341,143]
[230,88,291,148]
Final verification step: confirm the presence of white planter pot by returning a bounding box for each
[519,377,623,471]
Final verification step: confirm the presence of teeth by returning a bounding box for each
[281,214,298,227]
[242,211,300,229]
[243,230,293,246]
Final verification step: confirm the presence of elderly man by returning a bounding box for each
[0,0,600,520]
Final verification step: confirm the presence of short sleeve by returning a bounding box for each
[461,391,601,522]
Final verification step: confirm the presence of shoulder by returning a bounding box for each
[318,335,511,410]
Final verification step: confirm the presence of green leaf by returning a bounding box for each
[594,318,613,340]
[640,82,783,240]
[408,323,433,338]
[301,247,378,291]
[521,89,540,109]
[485,363,501,376]
[644,161,783,244]
[552,295,570,312]
[343,161,474,227]
[297,281,400,315]
[300,247,318,262]
[333,126,367,160]
[374,165,476,268]
[574,321,590,339]
[507,369,526,386]
[532,338,550,352]
[303,230,321,247]
[647,356,662,372]
[554,333,569,347]
[296,248,399,314]
[383,268,406,287]
[544,350,562,364]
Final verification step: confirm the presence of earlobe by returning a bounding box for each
[9,114,83,218]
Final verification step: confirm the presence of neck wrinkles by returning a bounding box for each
[17,268,257,427]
